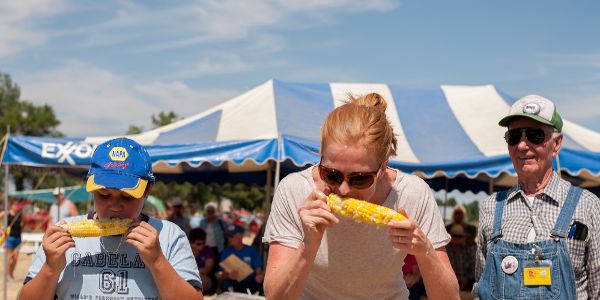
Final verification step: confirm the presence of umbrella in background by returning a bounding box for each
[144,195,167,219]
[10,185,92,203]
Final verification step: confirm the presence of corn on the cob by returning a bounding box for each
[61,219,132,237]
[327,194,406,226]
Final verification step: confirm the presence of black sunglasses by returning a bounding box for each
[504,127,548,146]
[318,163,379,190]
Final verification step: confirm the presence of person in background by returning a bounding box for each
[446,205,476,292]
[188,227,216,295]
[403,254,426,300]
[0,200,26,280]
[263,93,458,299]
[475,95,600,299]
[219,224,264,295]
[49,187,78,225]
[168,197,191,235]
[189,202,203,229]
[199,203,228,258]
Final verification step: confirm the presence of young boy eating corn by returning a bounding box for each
[19,137,203,300]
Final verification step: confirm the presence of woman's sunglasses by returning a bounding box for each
[318,164,379,189]
[504,127,548,146]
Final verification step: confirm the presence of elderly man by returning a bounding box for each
[474,95,600,299]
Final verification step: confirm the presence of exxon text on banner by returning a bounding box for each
[41,142,98,165]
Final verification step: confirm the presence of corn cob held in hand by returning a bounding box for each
[60,219,133,237]
[327,194,406,226]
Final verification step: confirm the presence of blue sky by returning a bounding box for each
[1,0,599,138]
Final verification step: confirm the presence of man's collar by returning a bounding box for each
[507,172,562,205]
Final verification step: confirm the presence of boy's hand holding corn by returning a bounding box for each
[125,220,165,270]
[42,223,75,274]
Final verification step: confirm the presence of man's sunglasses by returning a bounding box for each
[504,127,549,146]
[318,164,379,190]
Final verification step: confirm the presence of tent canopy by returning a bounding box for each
[3,80,600,193]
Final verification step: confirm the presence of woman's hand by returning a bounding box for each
[297,189,339,245]
[388,208,434,257]
[125,220,164,267]
[42,223,75,273]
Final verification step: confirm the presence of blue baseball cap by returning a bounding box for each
[86,137,155,198]
[225,224,245,237]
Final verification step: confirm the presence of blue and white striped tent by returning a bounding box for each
[3,80,600,193]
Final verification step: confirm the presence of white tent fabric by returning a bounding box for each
[3,79,600,193]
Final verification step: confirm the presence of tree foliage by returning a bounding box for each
[125,110,180,135]
[1,73,64,191]
[150,181,266,211]
[152,111,179,127]
[0,73,63,137]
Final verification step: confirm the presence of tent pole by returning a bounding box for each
[264,162,273,217]
[443,177,449,223]
[488,177,494,195]
[273,135,282,191]
[2,126,9,300]
[3,163,9,300]
[555,154,562,179]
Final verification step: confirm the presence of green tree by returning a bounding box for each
[126,125,144,135]
[125,111,179,135]
[436,197,457,207]
[464,200,479,223]
[152,111,180,127]
[0,73,64,191]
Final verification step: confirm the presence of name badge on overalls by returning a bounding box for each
[524,248,552,286]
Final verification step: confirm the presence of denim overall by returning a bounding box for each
[477,186,581,300]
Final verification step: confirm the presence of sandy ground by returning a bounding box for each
[0,249,33,300]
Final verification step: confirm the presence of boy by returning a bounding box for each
[19,137,203,300]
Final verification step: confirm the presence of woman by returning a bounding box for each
[0,200,25,280]
[263,93,459,299]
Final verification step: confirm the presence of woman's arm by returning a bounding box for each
[389,214,459,300]
[264,190,338,300]
[264,242,318,299]
[416,247,460,299]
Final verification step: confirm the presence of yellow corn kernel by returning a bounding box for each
[327,194,406,226]
[61,219,132,237]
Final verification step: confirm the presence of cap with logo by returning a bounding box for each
[86,137,155,198]
[498,95,563,132]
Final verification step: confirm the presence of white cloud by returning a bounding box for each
[174,53,253,78]
[133,81,238,114]
[75,0,399,51]
[0,0,68,57]
[279,0,399,13]
[18,61,238,137]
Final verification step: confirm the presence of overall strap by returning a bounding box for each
[551,185,583,238]
[491,190,508,240]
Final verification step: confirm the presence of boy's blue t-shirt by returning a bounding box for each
[219,245,263,281]
[25,214,202,299]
